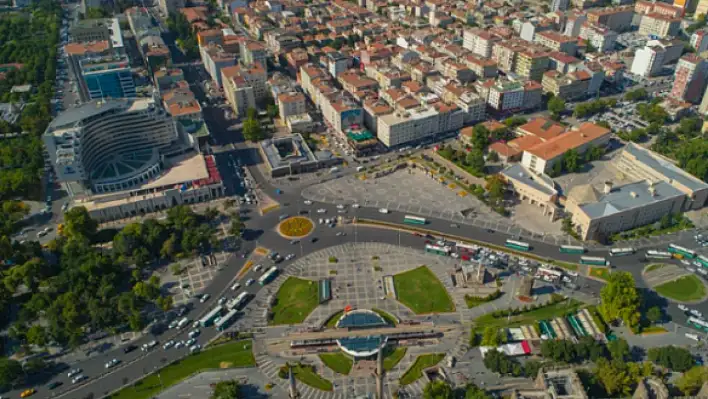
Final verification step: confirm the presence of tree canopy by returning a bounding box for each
[599,271,641,330]
[210,379,242,399]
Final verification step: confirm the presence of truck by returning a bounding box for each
[176,317,189,329]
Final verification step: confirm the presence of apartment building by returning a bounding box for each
[492,39,527,74]
[579,23,618,53]
[551,0,569,12]
[363,98,393,134]
[223,74,256,118]
[614,143,708,210]
[638,13,681,38]
[321,93,364,135]
[521,122,611,175]
[487,80,525,111]
[201,44,238,88]
[541,70,591,101]
[586,6,634,32]
[79,54,135,101]
[365,64,411,91]
[564,14,587,37]
[698,0,708,17]
[515,50,550,82]
[441,84,486,124]
[327,51,349,77]
[534,31,578,56]
[240,40,268,72]
[691,30,708,53]
[630,45,666,77]
[158,0,185,16]
[670,54,708,103]
[377,102,463,147]
[635,0,683,17]
[463,54,499,79]
[462,28,500,59]
[277,92,307,121]
[70,18,117,43]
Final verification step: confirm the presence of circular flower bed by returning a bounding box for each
[278,216,314,238]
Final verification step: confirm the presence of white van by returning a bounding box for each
[378,208,389,214]
[356,166,365,172]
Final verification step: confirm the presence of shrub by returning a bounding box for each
[329,256,338,263]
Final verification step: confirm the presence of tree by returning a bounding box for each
[211,379,242,399]
[423,380,453,399]
[481,326,507,346]
[63,206,98,239]
[548,96,566,119]
[266,104,279,119]
[0,358,23,390]
[677,366,708,395]
[242,117,264,142]
[599,271,641,330]
[648,346,694,372]
[464,383,492,399]
[562,149,581,173]
[26,324,48,348]
[485,174,505,203]
[646,306,662,324]
[229,215,244,237]
[624,88,648,102]
[466,149,486,175]
[471,124,490,150]
[607,338,631,362]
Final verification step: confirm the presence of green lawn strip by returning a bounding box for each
[472,299,585,335]
[293,364,333,391]
[644,263,667,273]
[318,352,353,375]
[383,347,407,371]
[399,354,445,385]
[393,266,455,313]
[589,267,611,281]
[324,310,344,328]
[269,277,319,325]
[654,275,706,302]
[107,340,255,399]
[641,325,668,334]
[372,308,398,326]
[356,219,582,269]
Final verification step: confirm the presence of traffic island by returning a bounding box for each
[277,216,314,239]
[642,263,707,303]
[393,266,455,313]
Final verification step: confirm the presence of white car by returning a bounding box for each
[163,340,175,350]
[681,260,691,266]
[378,208,389,214]
[316,208,327,214]
[304,200,312,205]
[186,338,197,346]
[174,341,185,349]
[352,204,360,208]
[199,294,210,303]
[285,254,295,260]
[188,329,200,338]
[142,340,158,351]
[218,296,227,305]
[231,282,241,291]
[72,375,87,384]
[336,232,345,237]
[189,344,202,353]
[254,264,263,272]
[246,278,255,286]
[104,359,120,369]
[67,368,82,378]
[336,204,345,209]
[318,218,324,224]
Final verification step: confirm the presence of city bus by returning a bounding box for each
[668,244,696,259]
[214,309,239,331]
[559,245,585,254]
[609,247,635,257]
[455,242,477,253]
[580,256,609,266]
[696,255,708,268]
[200,305,223,328]
[505,240,531,252]
[258,267,279,286]
[645,250,672,259]
[688,316,708,332]
[535,267,563,282]
[403,215,427,225]
[228,291,249,310]
[425,244,450,256]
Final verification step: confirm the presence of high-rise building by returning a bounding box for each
[691,30,708,53]
[79,54,135,100]
[551,0,569,11]
[630,45,666,77]
[670,54,708,103]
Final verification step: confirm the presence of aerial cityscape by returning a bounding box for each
[2,0,708,397]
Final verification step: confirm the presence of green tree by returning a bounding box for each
[646,306,662,324]
[423,380,453,399]
[599,272,641,330]
[562,149,581,173]
[607,338,631,362]
[0,358,23,390]
[63,206,98,238]
[471,124,490,150]
[480,326,506,346]
[648,346,694,372]
[466,149,486,175]
[211,379,242,398]
[266,104,279,119]
[26,324,48,347]
[548,96,566,119]
[677,366,708,395]
[624,88,648,101]
[242,117,263,142]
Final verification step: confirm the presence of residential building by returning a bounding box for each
[515,49,550,82]
[521,122,611,175]
[79,54,135,101]
[462,28,500,58]
[579,23,618,53]
[463,54,499,79]
[638,13,681,39]
[154,68,185,93]
[70,18,118,44]
[691,30,708,54]
[614,143,708,210]
[377,102,463,147]
[240,40,268,72]
[223,73,256,117]
[327,51,349,77]
[321,93,364,135]
[277,92,307,121]
[630,45,666,77]
[549,52,582,74]
[487,80,525,111]
[635,0,684,17]
[200,43,237,88]
[520,20,554,42]
[564,14,587,37]
[534,31,578,56]
[586,6,634,32]
[363,98,393,134]
[670,54,708,103]
[551,0,569,12]
[158,0,185,16]
[442,84,486,124]
[64,41,112,101]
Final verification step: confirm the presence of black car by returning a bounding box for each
[310,237,318,243]
[123,344,138,354]
[47,381,63,390]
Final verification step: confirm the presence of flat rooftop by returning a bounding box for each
[577,180,684,219]
[261,134,318,169]
[623,143,708,193]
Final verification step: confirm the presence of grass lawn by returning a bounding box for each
[292,364,333,391]
[399,353,445,385]
[383,347,407,371]
[372,308,398,326]
[108,340,255,399]
[589,267,611,281]
[393,266,455,314]
[473,299,584,332]
[318,352,353,375]
[654,275,706,302]
[269,277,319,325]
[641,325,668,334]
[325,310,344,328]
[644,263,667,273]
[551,261,579,271]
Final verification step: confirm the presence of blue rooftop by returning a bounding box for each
[337,310,387,329]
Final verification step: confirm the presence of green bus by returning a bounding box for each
[668,244,696,259]
[696,255,708,268]
[425,244,450,256]
[403,215,427,225]
[559,245,585,254]
[580,256,608,266]
[505,239,530,251]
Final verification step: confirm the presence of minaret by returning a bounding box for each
[375,346,384,399]
[288,364,299,398]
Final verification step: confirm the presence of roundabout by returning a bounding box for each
[277,216,314,238]
[643,263,708,303]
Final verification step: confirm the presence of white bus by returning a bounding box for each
[455,242,477,253]
[688,316,708,332]
[609,247,635,257]
[580,256,609,266]
[505,240,531,251]
[200,305,223,327]
[258,266,279,285]
[536,267,563,282]
[228,291,249,310]
[645,250,672,259]
[214,309,239,331]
